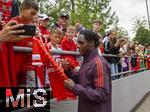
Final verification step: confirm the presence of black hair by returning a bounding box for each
[21,0,39,11]
[79,29,100,47]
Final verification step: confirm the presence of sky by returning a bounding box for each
[110,0,149,38]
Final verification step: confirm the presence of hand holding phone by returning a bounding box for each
[14,24,36,37]
[0,21,25,42]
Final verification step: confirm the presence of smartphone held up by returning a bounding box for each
[14,24,36,37]
[10,22,36,37]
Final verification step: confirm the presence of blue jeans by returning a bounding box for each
[110,63,118,75]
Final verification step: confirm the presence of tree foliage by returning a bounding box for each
[132,17,150,45]
[18,0,118,35]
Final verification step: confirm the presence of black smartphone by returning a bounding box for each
[15,24,36,37]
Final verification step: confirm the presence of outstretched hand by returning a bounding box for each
[64,78,75,90]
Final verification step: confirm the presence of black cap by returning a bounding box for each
[60,12,69,18]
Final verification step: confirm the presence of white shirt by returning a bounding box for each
[102,36,108,44]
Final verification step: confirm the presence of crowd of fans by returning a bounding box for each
[0,0,150,88]
[102,30,150,75]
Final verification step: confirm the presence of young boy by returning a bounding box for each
[60,26,79,70]
[47,29,62,50]
[47,29,77,100]
[47,29,62,90]
[10,0,39,87]
[61,26,77,51]
[92,19,102,38]
[92,19,104,54]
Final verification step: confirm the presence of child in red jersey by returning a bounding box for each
[60,26,79,70]
[10,0,39,87]
[47,30,63,99]
[47,29,62,50]
[61,26,77,51]
[47,29,77,100]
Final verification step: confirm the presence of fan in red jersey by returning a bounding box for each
[10,0,38,87]
[0,0,20,88]
[60,26,79,70]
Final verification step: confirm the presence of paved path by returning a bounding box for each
[132,91,150,112]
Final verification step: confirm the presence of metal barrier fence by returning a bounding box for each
[14,46,149,79]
